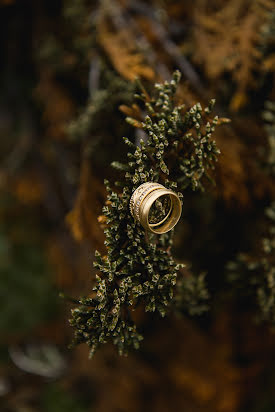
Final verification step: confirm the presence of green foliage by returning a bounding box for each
[260,4,275,56]
[41,383,89,412]
[70,71,224,357]
[0,225,59,333]
[37,0,93,72]
[174,272,209,316]
[263,101,275,176]
[227,202,275,322]
[67,69,135,141]
[124,74,220,191]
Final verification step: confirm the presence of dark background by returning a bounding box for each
[0,0,275,411]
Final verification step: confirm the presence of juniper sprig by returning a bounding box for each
[69,71,224,357]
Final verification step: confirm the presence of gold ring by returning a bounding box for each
[130,182,182,234]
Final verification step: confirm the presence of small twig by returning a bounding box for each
[88,54,100,97]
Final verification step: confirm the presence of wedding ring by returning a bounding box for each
[130,182,182,234]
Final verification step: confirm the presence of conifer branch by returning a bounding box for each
[69,71,224,357]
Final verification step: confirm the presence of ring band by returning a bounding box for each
[130,182,182,234]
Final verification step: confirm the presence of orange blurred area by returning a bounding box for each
[0,0,274,411]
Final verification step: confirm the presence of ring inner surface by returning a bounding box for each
[148,194,172,227]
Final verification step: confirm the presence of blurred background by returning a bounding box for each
[0,0,275,411]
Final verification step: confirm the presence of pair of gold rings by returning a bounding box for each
[130,182,182,234]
